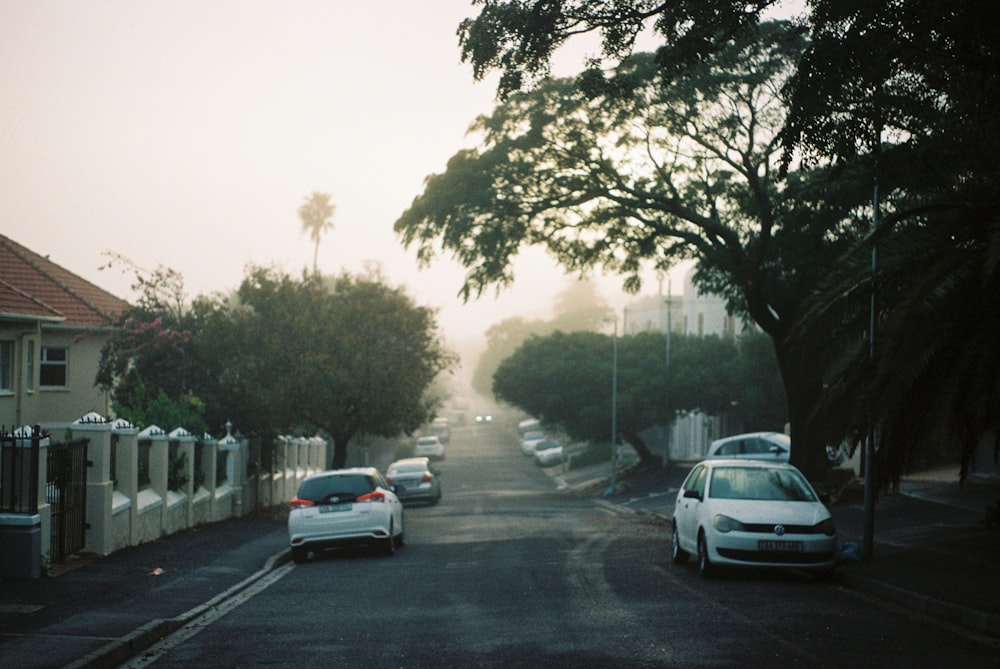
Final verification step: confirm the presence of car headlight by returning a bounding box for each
[712,514,745,533]
[819,518,836,536]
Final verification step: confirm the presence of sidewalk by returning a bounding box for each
[559,460,1000,639]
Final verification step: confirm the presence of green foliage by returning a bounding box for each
[454,0,1000,485]
[569,441,612,470]
[200,267,457,469]
[113,375,208,435]
[168,451,189,491]
[471,278,612,396]
[493,329,785,463]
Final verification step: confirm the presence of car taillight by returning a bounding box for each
[356,490,386,503]
[289,497,315,510]
[421,472,432,483]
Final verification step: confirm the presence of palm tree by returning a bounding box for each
[298,192,335,274]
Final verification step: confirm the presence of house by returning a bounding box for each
[0,234,127,428]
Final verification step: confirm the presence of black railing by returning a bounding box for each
[0,425,41,514]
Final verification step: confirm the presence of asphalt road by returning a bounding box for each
[116,417,1000,668]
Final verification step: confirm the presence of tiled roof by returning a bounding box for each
[0,234,127,328]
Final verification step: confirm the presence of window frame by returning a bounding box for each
[39,346,69,388]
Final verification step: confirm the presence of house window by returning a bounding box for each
[0,341,13,391]
[40,347,68,387]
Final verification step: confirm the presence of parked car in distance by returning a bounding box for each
[386,457,442,506]
[415,435,445,460]
[288,467,404,562]
[706,431,790,462]
[671,459,836,577]
[517,418,541,437]
[431,417,451,443]
[520,430,548,456]
[533,439,565,467]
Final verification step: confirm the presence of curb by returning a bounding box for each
[62,548,293,669]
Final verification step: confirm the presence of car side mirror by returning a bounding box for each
[683,489,702,501]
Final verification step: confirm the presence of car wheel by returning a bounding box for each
[697,533,714,577]
[380,520,397,557]
[291,546,309,564]
[671,523,688,565]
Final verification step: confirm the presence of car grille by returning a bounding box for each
[741,523,828,534]
[718,548,835,564]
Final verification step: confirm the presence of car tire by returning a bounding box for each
[697,533,714,577]
[291,546,309,564]
[671,523,688,564]
[380,521,397,557]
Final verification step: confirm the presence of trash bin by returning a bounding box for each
[0,513,42,578]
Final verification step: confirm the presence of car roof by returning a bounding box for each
[697,458,798,471]
[305,467,381,480]
[388,457,430,467]
[710,431,789,445]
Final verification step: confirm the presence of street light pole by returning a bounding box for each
[605,315,619,496]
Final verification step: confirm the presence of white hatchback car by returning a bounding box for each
[288,468,404,562]
[671,459,836,577]
[706,431,790,462]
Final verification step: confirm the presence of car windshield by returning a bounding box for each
[709,467,816,502]
[417,437,437,445]
[537,441,560,450]
[297,474,375,502]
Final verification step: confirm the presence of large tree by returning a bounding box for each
[456,0,1000,484]
[205,267,456,469]
[397,23,865,479]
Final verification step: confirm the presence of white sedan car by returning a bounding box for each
[533,439,565,467]
[520,430,548,455]
[415,435,445,460]
[671,459,836,577]
[288,468,404,562]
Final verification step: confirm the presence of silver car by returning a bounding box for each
[288,468,404,562]
[386,457,442,505]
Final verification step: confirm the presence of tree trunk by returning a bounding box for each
[773,337,832,482]
[328,429,352,470]
[622,429,663,469]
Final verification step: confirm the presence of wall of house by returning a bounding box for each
[0,325,113,428]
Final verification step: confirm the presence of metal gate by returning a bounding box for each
[47,438,88,563]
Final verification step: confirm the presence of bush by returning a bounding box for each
[569,442,611,470]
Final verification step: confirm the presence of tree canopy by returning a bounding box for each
[397,22,866,479]
[493,329,785,466]
[99,265,455,469]
[402,3,1000,484]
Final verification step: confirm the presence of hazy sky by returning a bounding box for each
[0,1,693,344]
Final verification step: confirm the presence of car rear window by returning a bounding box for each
[389,463,427,475]
[297,474,375,502]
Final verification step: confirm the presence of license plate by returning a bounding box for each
[759,540,803,552]
[319,503,352,513]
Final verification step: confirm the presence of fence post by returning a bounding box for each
[72,412,114,556]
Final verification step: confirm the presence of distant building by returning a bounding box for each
[0,234,127,427]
